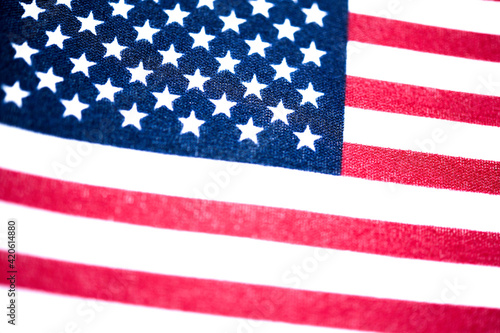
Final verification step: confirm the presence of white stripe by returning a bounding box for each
[1,203,499,309]
[346,41,500,97]
[0,288,355,333]
[0,124,499,233]
[348,0,500,36]
[344,106,500,161]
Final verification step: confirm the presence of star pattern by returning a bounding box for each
[70,53,96,77]
[220,11,246,33]
[61,94,88,121]
[190,27,215,50]
[179,111,205,137]
[12,42,38,66]
[159,45,183,66]
[119,104,148,130]
[77,12,103,35]
[36,68,63,93]
[274,19,300,41]
[294,125,321,151]
[186,69,209,91]
[110,0,133,19]
[95,79,123,102]
[135,20,160,43]
[249,0,274,18]
[211,93,236,117]
[268,101,294,124]
[237,118,262,144]
[302,3,327,27]
[271,59,296,82]
[243,75,266,99]
[152,86,180,110]
[21,1,45,20]
[298,83,323,108]
[245,34,271,57]
[128,62,153,85]
[103,37,126,60]
[164,4,190,26]
[2,0,345,173]
[216,51,240,73]
[46,25,70,49]
[300,41,326,66]
[2,82,30,108]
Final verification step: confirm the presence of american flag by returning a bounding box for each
[1,0,499,332]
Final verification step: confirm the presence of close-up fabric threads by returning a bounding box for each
[0,0,499,332]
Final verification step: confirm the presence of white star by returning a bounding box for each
[55,0,72,10]
[159,45,182,66]
[242,75,266,99]
[274,19,300,41]
[185,69,209,91]
[164,4,190,26]
[189,27,215,50]
[268,101,294,124]
[271,58,296,82]
[12,42,38,66]
[134,20,160,43]
[20,1,45,20]
[197,0,215,10]
[245,34,271,57]
[298,82,323,108]
[152,85,180,110]
[300,41,326,66]
[128,61,153,85]
[302,3,327,27]
[179,111,205,137]
[36,67,63,93]
[110,0,133,19]
[77,12,103,35]
[210,93,236,117]
[294,125,321,151]
[103,37,126,60]
[61,94,88,121]
[2,82,29,108]
[119,104,148,130]
[95,78,122,102]
[249,0,273,18]
[237,118,262,144]
[220,10,245,33]
[70,53,96,77]
[216,51,240,73]
[46,25,70,49]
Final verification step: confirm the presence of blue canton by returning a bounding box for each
[0,0,348,174]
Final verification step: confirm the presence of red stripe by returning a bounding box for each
[342,143,500,195]
[345,76,500,127]
[348,13,500,62]
[1,252,499,333]
[1,167,500,266]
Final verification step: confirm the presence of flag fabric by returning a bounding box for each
[1,0,500,332]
